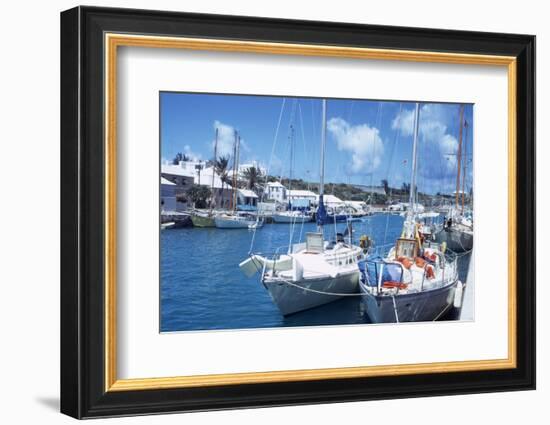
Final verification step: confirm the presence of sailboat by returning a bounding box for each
[435,105,474,252]
[215,130,263,229]
[190,128,219,228]
[272,125,313,224]
[239,99,364,316]
[359,103,463,323]
[272,210,313,223]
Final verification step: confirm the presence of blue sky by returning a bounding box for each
[160,92,473,195]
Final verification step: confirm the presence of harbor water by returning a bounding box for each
[161,214,472,332]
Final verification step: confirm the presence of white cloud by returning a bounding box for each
[211,120,249,158]
[392,104,459,176]
[182,145,201,161]
[327,117,384,174]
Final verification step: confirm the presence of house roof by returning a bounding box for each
[318,194,344,204]
[161,177,176,186]
[161,164,232,190]
[288,189,317,198]
[266,181,285,187]
[238,189,258,198]
[161,164,195,178]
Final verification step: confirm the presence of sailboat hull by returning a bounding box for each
[360,279,459,323]
[264,272,359,316]
[190,214,216,228]
[272,214,312,223]
[214,216,257,228]
[435,228,473,253]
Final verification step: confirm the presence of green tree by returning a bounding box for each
[214,156,230,207]
[172,152,190,164]
[381,179,389,195]
[242,166,264,190]
[187,184,212,209]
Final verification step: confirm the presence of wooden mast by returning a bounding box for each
[455,105,464,210]
[232,133,241,212]
[210,128,218,215]
[461,119,468,215]
[230,130,238,211]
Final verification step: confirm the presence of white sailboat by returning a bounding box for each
[239,99,364,316]
[435,105,474,252]
[215,131,263,229]
[359,103,463,323]
[272,210,313,223]
[215,213,262,229]
[272,124,313,225]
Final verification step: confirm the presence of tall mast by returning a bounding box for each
[210,128,218,214]
[455,105,464,211]
[230,130,238,211]
[320,100,327,197]
[408,102,420,216]
[233,133,241,213]
[288,124,294,210]
[316,99,327,231]
[462,119,468,214]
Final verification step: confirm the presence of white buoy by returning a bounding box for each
[454,281,464,308]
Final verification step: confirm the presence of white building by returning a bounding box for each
[161,161,233,210]
[160,177,177,212]
[318,194,345,208]
[237,189,259,211]
[265,181,287,203]
[288,189,317,202]
[345,200,368,213]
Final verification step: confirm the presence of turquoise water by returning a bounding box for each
[160,214,469,332]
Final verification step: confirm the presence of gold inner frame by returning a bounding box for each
[104,33,517,392]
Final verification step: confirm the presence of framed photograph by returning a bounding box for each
[60,6,535,419]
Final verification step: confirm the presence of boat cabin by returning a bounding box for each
[394,238,420,259]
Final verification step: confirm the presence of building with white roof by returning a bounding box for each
[318,194,345,208]
[288,189,317,202]
[237,189,259,211]
[160,177,177,212]
[161,161,233,210]
[265,181,287,203]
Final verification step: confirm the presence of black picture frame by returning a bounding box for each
[61,5,535,419]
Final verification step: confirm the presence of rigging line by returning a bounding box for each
[263,98,286,186]
[383,103,403,247]
[251,98,287,252]
[298,102,308,182]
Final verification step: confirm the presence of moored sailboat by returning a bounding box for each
[272,210,313,223]
[190,128,220,227]
[359,103,463,323]
[435,105,474,252]
[239,99,364,315]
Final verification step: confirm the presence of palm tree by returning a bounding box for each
[172,152,190,164]
[381,179,389,195]
[242,166,264,190]
[214,156,230,208]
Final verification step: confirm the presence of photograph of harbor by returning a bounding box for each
[160,92,474,332]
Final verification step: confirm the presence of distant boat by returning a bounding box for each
[190,128,220,228]
[272,211,313,223]
[435,212,473,252]
[434,105,473,253]
[215,213,260,229]
[240,99,365,315]
[190,211,216,227]
[161,221,176,230]
[359,103,462,323]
